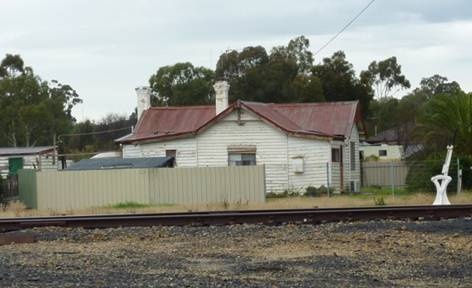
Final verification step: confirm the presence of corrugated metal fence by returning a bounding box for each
[18,166,266,210]
[361,161,408,188]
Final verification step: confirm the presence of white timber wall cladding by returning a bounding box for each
[123,137,197,167]
[0,155,56,176]
[343,125,361,191]
[19,166,265,210]
[196,110,289,193]
[287,136,330,192]
[330,141,344,192]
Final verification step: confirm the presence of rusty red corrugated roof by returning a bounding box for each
[270,101,359,137]
[117,100,360,143]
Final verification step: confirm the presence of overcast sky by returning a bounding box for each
[1,0,471,121]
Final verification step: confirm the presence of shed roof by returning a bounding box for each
[116,100,361,144]
[65,157,174,171]
[0,146,55,157]
[366,123,415,144]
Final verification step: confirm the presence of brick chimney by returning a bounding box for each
[213,81,230,115]
[136,86,151,119]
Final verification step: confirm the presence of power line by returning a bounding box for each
[57,127,132,141]
[314,0,376,56]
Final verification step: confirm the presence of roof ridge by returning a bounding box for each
[149,105,215,110]
[272,100,359,107]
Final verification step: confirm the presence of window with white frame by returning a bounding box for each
[228,153,256,166]
[227,146,256,166]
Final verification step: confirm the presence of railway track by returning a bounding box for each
[1,204,472,232]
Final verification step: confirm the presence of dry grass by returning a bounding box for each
[1,191,472,218]
[1,200,27,217]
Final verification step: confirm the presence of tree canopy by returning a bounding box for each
[417,90,471,155]
[148,36,418,122]
[6,36,471,162]
[312,51,373,117]
[214,36,325,104]
[149,62,214,106]
[365,56,411,99]
[0,54,82,147]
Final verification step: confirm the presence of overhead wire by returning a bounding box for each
[314,0,376,56]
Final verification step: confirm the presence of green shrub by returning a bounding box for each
[374,196,386,206]
[305,186,319,197]
[406,154,472,192]
[304,185,334,197]
[266,190,301,199]
[364,155,379,161]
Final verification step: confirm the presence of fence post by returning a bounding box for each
[390,162,395,200]
[457,158,462,195]
[326,162,330,197]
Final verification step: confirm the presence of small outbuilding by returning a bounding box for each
[0,146,57,177]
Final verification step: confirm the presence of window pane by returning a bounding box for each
[165,150,176,158]
[228,153,256,166]
[229,154,242,161]
[331,148,340,162]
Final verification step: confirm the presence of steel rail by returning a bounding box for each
[1,205,471,232]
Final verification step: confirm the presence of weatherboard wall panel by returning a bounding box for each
[287,136,330,193]
[343,125,361,190]
[123,138,197,167]
[196,114,289,194]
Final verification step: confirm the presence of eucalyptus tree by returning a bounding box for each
[365,56,411,99]
[149,62,214,106]
[0,54,81,147]
[312,51,373,117]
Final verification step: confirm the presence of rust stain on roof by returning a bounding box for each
[117,101,360,144]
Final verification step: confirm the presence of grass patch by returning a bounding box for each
[109,202,151,209]
[358,186,412,198]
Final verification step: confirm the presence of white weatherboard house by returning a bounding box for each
[116,82,365,193]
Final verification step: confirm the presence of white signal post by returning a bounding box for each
[431,145,453,205]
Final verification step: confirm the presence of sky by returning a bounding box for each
[1,0,471,121]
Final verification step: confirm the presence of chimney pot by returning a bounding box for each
[136,86,151,119]
[213,81,230,115]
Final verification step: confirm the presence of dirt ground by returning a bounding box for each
[2,191,472,218]
[0,218,471,287]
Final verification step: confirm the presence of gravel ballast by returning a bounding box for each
[0,218,471,287]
